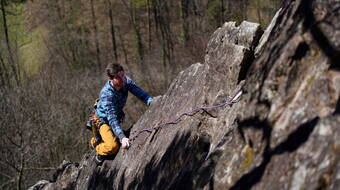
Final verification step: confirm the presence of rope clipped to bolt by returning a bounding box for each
[129,90,243,141]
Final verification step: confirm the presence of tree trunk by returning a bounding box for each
[164,2,173,64]
[0,52,9,86]
[255,0,263,25]
[157,0,173,86]
[16,152,24,190]
[90,0,101,68]
[221,0,225,26]
[106,0,118,62]
[147,0,152,49]
[180,0,189,46]
[117,27,129,67]
[1,0,19,85]
[242,0,248,20]
[121,0,144,63]
[131,2,144,63]
[152,0,160,41]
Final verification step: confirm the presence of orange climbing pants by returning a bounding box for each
[90,124,120,156]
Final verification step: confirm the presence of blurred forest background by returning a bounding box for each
[0,0,282,189]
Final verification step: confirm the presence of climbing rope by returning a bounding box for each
[129,90,243,141]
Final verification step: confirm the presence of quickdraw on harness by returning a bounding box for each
[129,90,243,141]
[86,99,103,143]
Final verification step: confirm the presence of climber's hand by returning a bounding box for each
[150,95,162,106]
[121,137,130,149]
[146,97,153,106]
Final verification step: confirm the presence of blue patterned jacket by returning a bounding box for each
[95,76,153,140]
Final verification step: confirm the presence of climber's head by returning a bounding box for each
[106,63,125,91]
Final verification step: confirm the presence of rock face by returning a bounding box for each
[30,0,340,189]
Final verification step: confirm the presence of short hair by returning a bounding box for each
[106,63,124,78]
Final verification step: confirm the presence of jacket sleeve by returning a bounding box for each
[127,79,153,105]
[101,94,126,140]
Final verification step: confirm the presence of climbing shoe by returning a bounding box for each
[86,116,92,131]
[95,154,105,165]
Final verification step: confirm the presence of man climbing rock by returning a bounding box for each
[91,63,153,164]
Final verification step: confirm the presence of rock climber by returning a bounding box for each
[90,63,153,164]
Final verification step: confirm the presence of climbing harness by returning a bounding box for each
[86,99,103,143]
[129,90,243,141]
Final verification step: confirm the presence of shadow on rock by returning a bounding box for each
[231,117,319,190]
[88,163,120,189]
[126,130,217,190]
[302,0,340,69]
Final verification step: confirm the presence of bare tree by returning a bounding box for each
[120,0,145,63]
[152,0,173,67]
[117,26,129,66]
[0,49,10,86]
[220,0,225,25]
[255,0,263,25]
[90,0,102,68]
[180,0,189,46]
[1,0,20,85]
[106,0,119,62]
[147,0,152,49]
